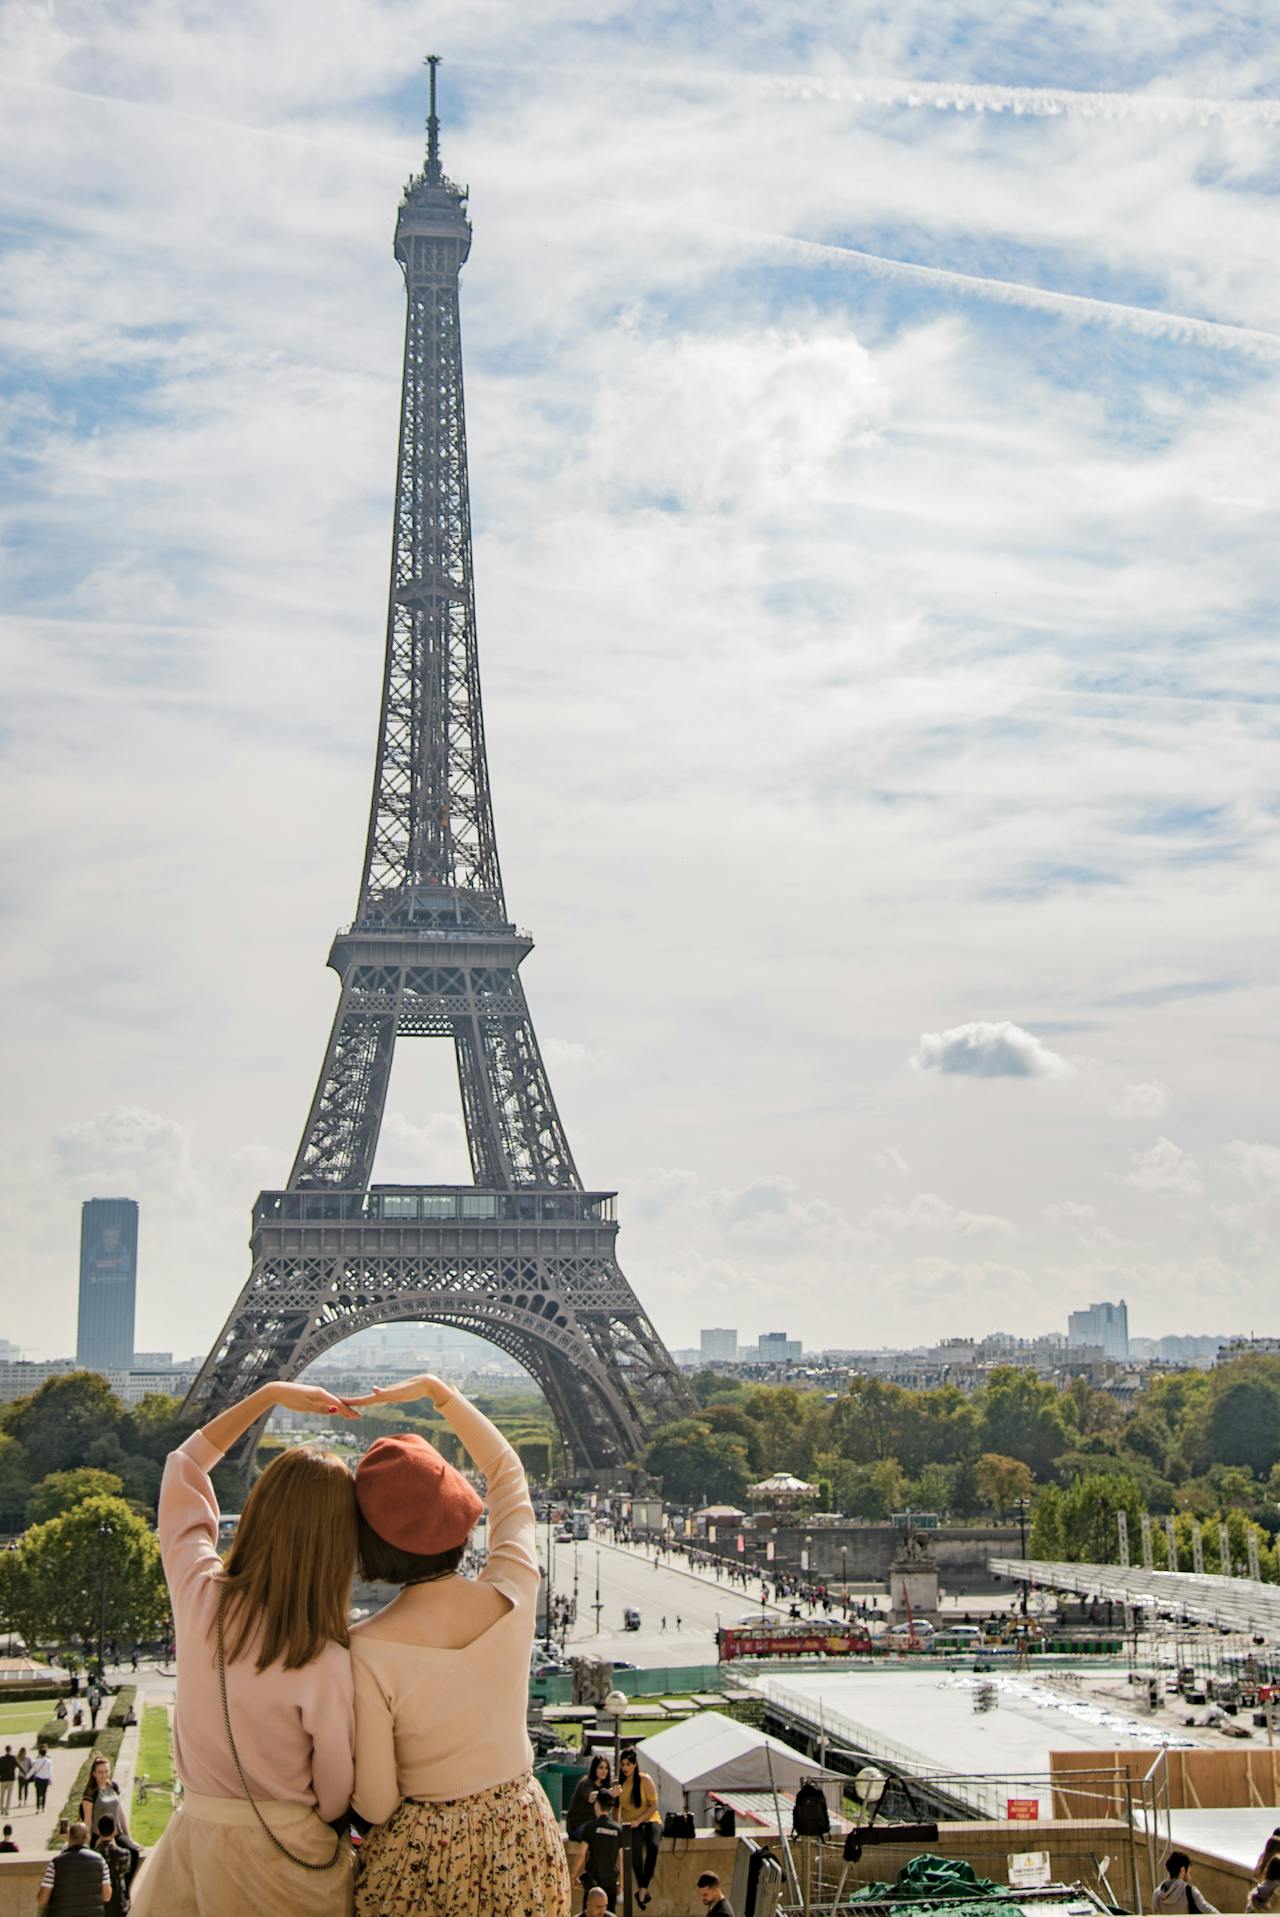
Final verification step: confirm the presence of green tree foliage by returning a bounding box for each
[1201,1365,1280,1478]
[1029,1483,1065,1557]
[975,1452,1034,1517]
[2,1372,127,1481]
[1058,1471,1145,1563]
[977,1369,1074,1477]
[643,1420,750,1505]
[0,1433,32,1529]
[5,1493,167,1654]
[27,1467,126,1525]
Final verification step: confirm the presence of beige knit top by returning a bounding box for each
[350,1389,538,1820]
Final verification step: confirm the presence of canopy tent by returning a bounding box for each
[748,1472,817,1503]
[638,1710,844,1821]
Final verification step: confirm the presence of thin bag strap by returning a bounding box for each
[216,1595,343,1872]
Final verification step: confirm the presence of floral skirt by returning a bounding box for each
[355,1771,571,1917]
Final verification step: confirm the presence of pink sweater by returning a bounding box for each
[158,1433,354,1821]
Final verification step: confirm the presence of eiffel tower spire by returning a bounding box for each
[186,66,693,1471]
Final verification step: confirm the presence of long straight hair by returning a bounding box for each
[219,1447,358,1671]
[620,1745,643,1808]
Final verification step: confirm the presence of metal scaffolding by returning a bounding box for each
[991,1559,1280,1637]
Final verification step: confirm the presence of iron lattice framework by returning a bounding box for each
[186,63,693,1469]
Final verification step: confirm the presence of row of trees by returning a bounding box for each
[640,1355,1280,1538]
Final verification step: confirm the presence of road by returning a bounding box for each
[537,1532,792,1667]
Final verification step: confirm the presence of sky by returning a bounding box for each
[1,1,1278,1366]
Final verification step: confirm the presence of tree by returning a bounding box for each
[26,1468,126,1525]
[829,1378,909,1464]
[977,1369,1073,1477]
[975,1453,1034,1519]
[814,1455,905,1520]
[643,1421,749,1506]
[1,1372,127,1481]
[1029,1483,1064,1558]
[1203,1371,1280,1478]
[5,1493,167,1655]
[0,1434,31,1530]
[1058,1472,1145,1563]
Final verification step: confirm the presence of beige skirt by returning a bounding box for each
[355,1771,571,1917]
[130,1789,355,1917]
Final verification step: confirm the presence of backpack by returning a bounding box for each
[792,1780,830,1838]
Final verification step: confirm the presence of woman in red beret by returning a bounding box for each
[346,1373,570,1917]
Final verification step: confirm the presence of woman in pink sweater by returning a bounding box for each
[346,1374,570,1917]
[131,1381,361,1917]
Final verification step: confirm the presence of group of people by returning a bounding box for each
[39,1371,570,1917]
[1149,1838,1280,1917]
[0,1742,53,1816]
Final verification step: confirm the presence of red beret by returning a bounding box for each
[355,1432,484,1555]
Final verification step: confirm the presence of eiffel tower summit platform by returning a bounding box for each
[185,58,693,1472]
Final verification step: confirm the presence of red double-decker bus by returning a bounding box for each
[718,1623,874,1661]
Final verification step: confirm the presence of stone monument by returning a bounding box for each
[888,1525,940,1621]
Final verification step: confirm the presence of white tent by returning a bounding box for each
[638,1711,844,1821]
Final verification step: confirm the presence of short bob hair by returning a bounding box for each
[220,1446,358,1671]
[357,1506,466,1586]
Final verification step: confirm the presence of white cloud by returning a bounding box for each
[46,1108,196,1201]
[1044,1201,1097,1225]
[871,1146,911,1177]
[541,1037,599,1068]
[911,1021,1075,1080]
[1123,1137,1204,1197]
[1224,1141,1280,1189]
[1113,1081,1169,1119]
[866,1191,1015,1239]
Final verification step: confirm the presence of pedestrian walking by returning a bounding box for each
[29,1746,53,1812]
[344,1373,571,1917]
[36,1821,110,1912]
[0,1745,16,1815]
[616,1748,661,1909]
[81,1757,142,1888]
[128,1380,362,1917]
[16,1747,32,1806]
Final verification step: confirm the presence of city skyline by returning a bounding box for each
[2,8,1277,1361]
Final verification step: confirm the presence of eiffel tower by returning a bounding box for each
[186,60,693,1470]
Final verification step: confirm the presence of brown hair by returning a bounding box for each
[219,1448,357,1671]
[356,1507,465,1585]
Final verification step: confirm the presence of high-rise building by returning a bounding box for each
[758,1331,803,1363]
[1067,1298,1128,1362]
[76,1198,138,1372]
[700,1328,739,1361]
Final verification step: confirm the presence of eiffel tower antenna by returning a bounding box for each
[424,53,442,186]
[187,64,694,1472]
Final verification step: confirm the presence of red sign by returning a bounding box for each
[1006,1799,1040,1822]
[719,1627,873,1662]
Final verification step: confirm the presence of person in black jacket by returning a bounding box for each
[697,1872,736,1915]
[565,1755,613,1841]
[573,1792,623,1912]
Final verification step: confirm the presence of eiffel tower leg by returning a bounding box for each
[289,993,396,1190]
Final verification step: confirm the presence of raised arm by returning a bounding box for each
[348,1375,538,1600]
[159,1384,359,1603]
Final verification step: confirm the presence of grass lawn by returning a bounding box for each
[130,1705,178,1847]
[0,1700,53,1737]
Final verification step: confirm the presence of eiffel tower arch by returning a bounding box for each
[185,61,694,1471]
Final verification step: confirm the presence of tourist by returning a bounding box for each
[81,1755,142,1887]
[93,1814,133,1917]
[54,1699,68,1722]
[572,1789,622,1911]
[1257,1833,1280,1877]
[0,1823,17,1852]
[697,1871,736,1914]
[1152,1852,1218,1914]
[16,1747,31,1806]
[29,1745,53,1812]
[1248,1859,1280,1913]
[616,1748,661,1909]
[583,1890,609,1917]
[565,1755,612,1841]
[129,1380,361,1917]
[344,1373,570,1917]
[36,1822,110,1911]
[0,1745,15,1815]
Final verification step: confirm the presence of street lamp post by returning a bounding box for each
[1015,1499,1030,1615]
[841,1544,848,1613]
[97,1522,115,1680]
[593,1549,603,1636]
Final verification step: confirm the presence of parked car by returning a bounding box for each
[623,1607,641,1631]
